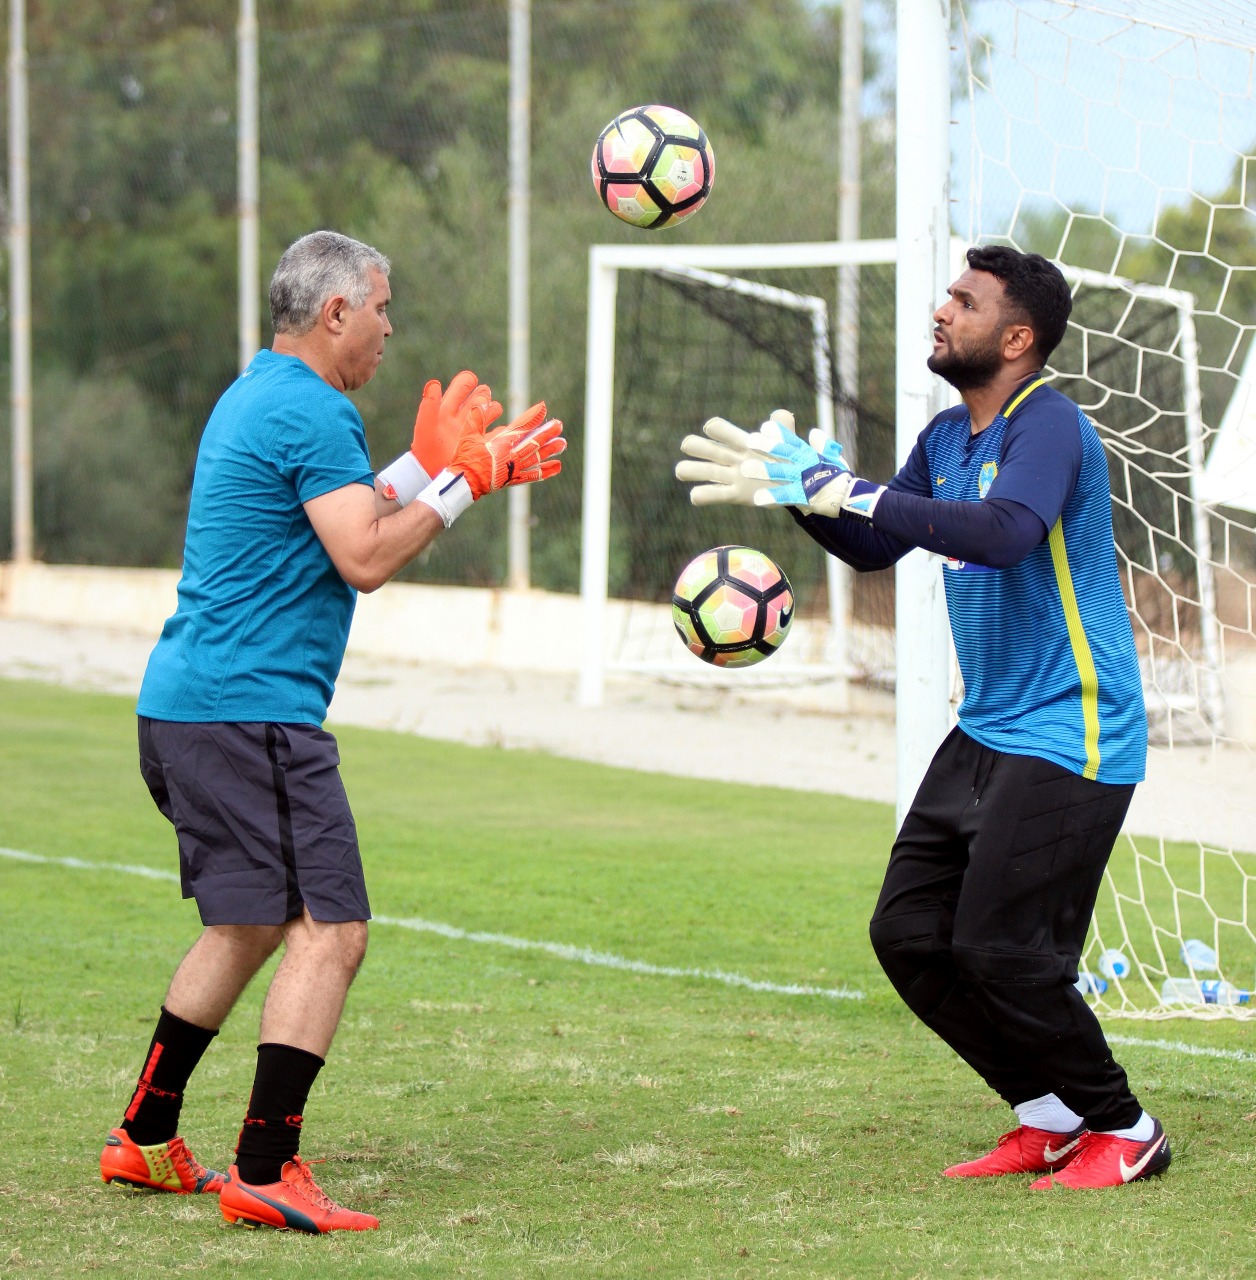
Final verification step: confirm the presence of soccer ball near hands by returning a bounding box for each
[591,105,714,229]
[672,546,793,668]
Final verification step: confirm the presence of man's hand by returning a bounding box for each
[450,402,566,498]
[411,370,502,477]
[377,370,503,506]
[741,414,884,521]
[674,411,791,507]
[417,403,565,527]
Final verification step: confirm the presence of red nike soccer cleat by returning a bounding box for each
[100,1127,227,1194]
[1030,1117,1171,1189]
[219,1157,379,1233]
[943,1124,1086,1178]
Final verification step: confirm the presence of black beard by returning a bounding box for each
[927,338,1004,392]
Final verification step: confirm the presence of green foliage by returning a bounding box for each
[10,0,1252,582]
[1,0,883,580]
[0,368,190,565]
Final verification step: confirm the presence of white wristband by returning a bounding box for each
[417,469,474,528]
[376,451,431,506]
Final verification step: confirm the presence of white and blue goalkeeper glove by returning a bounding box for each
[740,414,885,521]
[675,412,788,507]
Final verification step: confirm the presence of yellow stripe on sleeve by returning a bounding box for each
[1047,517,1101,779]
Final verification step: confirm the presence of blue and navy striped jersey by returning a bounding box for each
[898,378,1146,783]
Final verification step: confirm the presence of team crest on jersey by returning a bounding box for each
[978,460,998,498]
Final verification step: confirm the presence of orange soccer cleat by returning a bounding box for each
[219,1156,379,1233]
[100,1127,227,1194]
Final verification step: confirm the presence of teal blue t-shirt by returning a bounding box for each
[138,349,374,725]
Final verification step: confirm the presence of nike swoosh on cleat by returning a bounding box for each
[1043,1136,1082,1163]
[1119,1140,1167,1183]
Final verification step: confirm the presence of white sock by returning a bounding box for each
[1097,1110,1154,1141]
[1013,1093,1085,1132]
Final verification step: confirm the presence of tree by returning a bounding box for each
[2,0,890,587]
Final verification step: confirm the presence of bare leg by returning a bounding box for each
[164,924,285,1030]
[258,908,368,1057]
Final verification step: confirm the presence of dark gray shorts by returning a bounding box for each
[138,717,371,927]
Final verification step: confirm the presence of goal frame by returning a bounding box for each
[578,238,1226,808]
[578,237,902,709]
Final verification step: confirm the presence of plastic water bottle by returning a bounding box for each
[1097,948,1129,980]
[1074,971,1108,996]
[1160,977,1204,1005]
[1200,979,1251,1005]
[1161,977,1252,1006]
[1180,938,1218,971]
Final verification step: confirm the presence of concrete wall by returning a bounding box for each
[0,561,834,680]
[0,561,599,674]
[0,563,183,637]
[9,562,1249,738]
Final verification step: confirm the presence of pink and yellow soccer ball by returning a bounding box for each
[671,545,794,668]
[591,105,715,229]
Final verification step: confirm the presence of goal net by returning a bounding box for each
[582,0,1256,1017]
[957,0,1256,1018]
[579,241,900,705]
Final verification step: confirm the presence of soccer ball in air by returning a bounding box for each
[591,105,715,229]
[671,545,794,668]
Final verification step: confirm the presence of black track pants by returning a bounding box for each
[868,726,1142,1131]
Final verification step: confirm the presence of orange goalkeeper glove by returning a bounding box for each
[412,370,502,476]
[377,370,502,505]
[453,402,565,497]
[417,403,566,527]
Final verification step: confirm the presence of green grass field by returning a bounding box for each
[2,677,1254,1279]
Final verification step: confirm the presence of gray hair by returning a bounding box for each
[268,230,391,336]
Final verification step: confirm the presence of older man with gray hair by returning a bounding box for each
[98,230,564,1233]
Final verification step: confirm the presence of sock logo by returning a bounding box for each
[124,1042,168,1122]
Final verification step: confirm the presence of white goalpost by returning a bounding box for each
[1059,264,1227,737]
[578,0,1256,1019]
[948,0,1256,1018]
[578,237,903,710]
[621,265,851,686]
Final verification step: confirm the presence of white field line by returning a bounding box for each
[1106,1034,1256,1064]
[0,846,862,1003]
[372,913,861,1000]
[8,844,1256,1060]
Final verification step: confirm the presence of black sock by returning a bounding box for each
[120,1006,218,1146]
[233,1043,325,1185]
